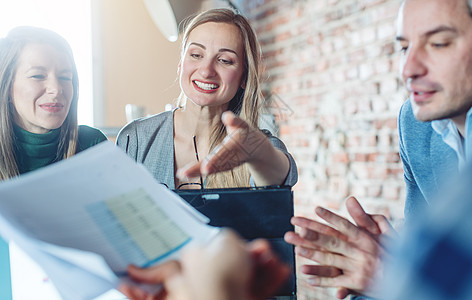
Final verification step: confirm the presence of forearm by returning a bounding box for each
[248,140,290,186]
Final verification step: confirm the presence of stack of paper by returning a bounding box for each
[0,141,219,300]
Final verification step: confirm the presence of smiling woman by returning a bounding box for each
[116,8,298,190]
[179,22,245,108]
[0,26,109,300]
[0,3,102,298]
[0,0,94,126]
[11,43,74,134]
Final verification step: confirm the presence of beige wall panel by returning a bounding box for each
[93,0,181,128]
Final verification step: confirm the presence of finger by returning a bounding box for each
[247,238,273,261]
[284,232,325,253]
[147,289,167,300]
[221,111,247,131]
[176,162,203,179]
[251,262,290,299]
[336,287,351,299]
[371,214,396,237]
[300,264,342,277]
[118,284,147,300]
[286,227,361,258]
[200,138,245,175]
[119,283,166,300]
[247,238,270,252]
[284,231,319,250]
[248,240,291,299]
[285,231,341,253]
[345,196,381,235]
[295,247,355,271]
[290,216,347,241]
[127,261,181,284]
[315,207,379,253]
[306,275,355,290]
[371,215,398,252]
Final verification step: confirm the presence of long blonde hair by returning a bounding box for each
[177,8,264,188]
[0,26,79,181]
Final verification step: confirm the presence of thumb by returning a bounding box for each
[127,261,181,284]
[221,111,247,131]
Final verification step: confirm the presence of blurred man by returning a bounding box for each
[285,0,472,299]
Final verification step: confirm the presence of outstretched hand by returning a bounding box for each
[177,111,290,186]
[284,196,396,299]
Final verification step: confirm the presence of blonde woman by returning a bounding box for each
[116,8,297,189]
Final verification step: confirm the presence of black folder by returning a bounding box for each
[175,186,296,298]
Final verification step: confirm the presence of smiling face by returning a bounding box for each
[397,0,472,126]
[11,43,73,134]
[179,22,246,108]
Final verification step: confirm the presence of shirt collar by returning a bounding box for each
[431,106,472,169]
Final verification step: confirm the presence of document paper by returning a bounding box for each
[0,141,219,300]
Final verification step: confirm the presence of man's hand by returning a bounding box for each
[118,260,181,300]
[247,238,291,299]
[171,229,290,300]
[284,196,396,299]
[120,229,290,300]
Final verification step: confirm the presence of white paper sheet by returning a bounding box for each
[0,141,219,300]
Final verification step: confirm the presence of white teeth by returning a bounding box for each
[194,81,218,90]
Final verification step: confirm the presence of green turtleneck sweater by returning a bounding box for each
[13,124,107,174]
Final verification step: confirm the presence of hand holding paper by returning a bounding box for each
[0,141,219,300]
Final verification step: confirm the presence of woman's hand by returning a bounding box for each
[177,111,290,186]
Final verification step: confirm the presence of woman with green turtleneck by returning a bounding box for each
[0,26,107,180]
[12,124,106,175]
[0,26,107,296]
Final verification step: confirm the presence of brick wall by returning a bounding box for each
[234,0,405,299]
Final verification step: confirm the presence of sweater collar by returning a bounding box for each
[13,124,61,158]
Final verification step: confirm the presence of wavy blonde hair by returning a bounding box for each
[177,8,264,188]
[0,26,79,181]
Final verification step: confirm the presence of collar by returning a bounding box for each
[431,107,472,169]
[13,123,61,158]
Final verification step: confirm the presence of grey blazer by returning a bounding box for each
[116,110,298,189]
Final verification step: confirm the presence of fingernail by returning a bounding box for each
[221,111,230,121]
[307,278,319,286]
[295,247,307,256]
[259,250,275,264]
[315,207,326,215]
[202,164,211,176]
